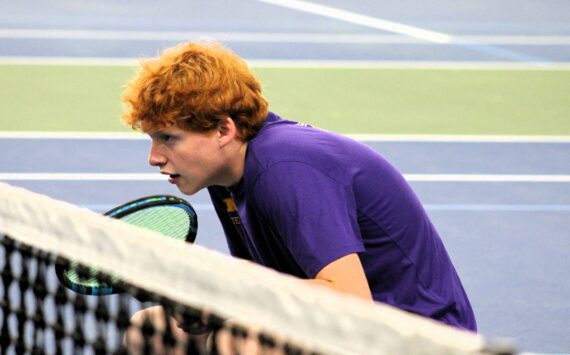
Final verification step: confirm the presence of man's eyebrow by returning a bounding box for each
[148,131,165,138]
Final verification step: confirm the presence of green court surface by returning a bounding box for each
[1,64,569,135]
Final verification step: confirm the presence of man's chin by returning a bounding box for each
[177,184,201,196]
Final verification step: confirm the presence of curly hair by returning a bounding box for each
[121,41,268,140]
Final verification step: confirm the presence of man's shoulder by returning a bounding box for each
[250,115,349,164]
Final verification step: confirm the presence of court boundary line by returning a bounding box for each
[82,203,570,213]
[2,29,570,45]
[2,29,570,46]
[0,132,149,139]
[1,57,569,70]
[2,173,570,182]
[1,132,570,143]
[423,204,570,212]
[348,134,570,143]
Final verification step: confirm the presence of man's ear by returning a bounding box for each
[218,116,239,147]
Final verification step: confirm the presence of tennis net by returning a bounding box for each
[0,182,515,354]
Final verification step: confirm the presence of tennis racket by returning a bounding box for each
[55,195,198,296]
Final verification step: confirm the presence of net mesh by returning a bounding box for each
[0,182,514,355]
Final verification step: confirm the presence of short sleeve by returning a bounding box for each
[251,162,365,277]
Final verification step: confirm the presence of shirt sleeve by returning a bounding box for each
[250,161,365,277]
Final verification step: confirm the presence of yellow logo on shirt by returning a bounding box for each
[223,198,237,212]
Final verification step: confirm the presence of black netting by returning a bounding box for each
[0,234,315,355]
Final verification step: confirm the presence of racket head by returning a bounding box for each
[56,195,198,296]
[105,195,198,243]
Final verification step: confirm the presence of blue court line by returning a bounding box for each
[456,40,548,63]
[83,204,570,213]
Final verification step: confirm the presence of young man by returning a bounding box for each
[122,41,477,336]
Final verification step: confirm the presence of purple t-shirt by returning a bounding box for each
[208,112,476,331]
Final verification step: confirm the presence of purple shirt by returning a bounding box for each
[208,112,476,331]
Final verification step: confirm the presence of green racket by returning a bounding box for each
[55,195,198,295]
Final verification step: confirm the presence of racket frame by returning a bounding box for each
[55,195,197,296]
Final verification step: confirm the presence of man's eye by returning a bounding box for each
[160,134,174,142]
[150,132,176,144]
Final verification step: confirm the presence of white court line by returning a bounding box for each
[2,28,569,45]
[0,56,139,66]
[0,29,431,42]
[0,173,164,181]
[246,60,570,69]
[423,204,570,212]
[346,134,570,143]
[1,131,570,143]
[405,174,570,182]
[1,57,570,70]
[1,57,569,70]
[82,203,570,213]
[1,173,570,182]
[462,36,570,45]
[0,131,148,139]
[256,0,451,43]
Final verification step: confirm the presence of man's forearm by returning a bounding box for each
[304,278,373,301]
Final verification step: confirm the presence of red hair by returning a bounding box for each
[122,41,268,140]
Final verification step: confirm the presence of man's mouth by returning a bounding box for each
[168,174,180,184]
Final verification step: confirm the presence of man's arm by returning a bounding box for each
[306,253,373,301]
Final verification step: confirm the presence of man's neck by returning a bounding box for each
[223,140,248,188]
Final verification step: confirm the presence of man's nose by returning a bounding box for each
[148,143,166,167]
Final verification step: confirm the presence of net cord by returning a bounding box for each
[0,182,489,355]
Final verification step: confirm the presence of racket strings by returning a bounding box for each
[60,200,198,295]
[121,205,193,242]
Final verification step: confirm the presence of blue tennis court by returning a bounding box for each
[2,135,569,353]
